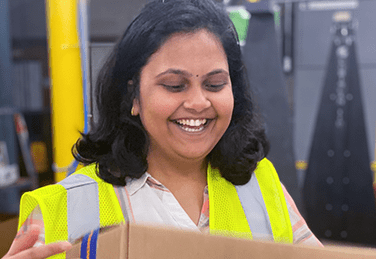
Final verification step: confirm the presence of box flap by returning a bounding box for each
[68,223,376,259]
[128,223,376,259]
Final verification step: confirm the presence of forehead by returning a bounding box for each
[141,29,229,77]
[159,29,223,50]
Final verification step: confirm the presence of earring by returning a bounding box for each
[131,107,135,116]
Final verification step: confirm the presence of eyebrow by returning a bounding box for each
[156,69,192,78]
[206,69,229,77]
[156,68,229,78]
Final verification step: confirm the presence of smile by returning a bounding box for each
[173,119,210,132]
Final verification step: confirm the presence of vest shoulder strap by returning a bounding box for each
[256,158,293,243]
[19,164,124,246]
[237,158,293,243]
[207,164,252,239]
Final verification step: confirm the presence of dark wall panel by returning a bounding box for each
[90,0,150,39]
[294,69,325,163]
[293,1,376,176]
[295,4,333,67]
[360,68,376,159]
[295,1,376,67]
[10,0,151,40]
[353,1,376,65]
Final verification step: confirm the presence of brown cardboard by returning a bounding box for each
[68,224,128,259]
[0,217,18,258]
[67,223,376,259]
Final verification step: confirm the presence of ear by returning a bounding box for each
[132,98,140,116]
[128,79,140,116]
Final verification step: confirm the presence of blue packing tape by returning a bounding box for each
[89,228,99,259]
[80,228,100,259]
[80,231,89,259]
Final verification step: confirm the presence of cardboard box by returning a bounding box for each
[67,223,376,259]
[0,217,18,258]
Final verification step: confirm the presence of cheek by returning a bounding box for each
[151,100,176,115]
[217,89,234,120]
[139,93,179,122]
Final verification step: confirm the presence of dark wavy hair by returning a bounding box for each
[73,0,269,186]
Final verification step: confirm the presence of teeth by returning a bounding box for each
[176,119,207,127]
[181,126,204,132]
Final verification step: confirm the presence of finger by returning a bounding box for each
[6,225,41,256]
[7,241,72,259]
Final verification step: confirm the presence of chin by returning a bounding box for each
[177,150,211,161]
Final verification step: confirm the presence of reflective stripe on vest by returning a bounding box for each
[59,173,100,242]
[236,158,293,243]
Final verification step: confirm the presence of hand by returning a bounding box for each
[2,224,71,259]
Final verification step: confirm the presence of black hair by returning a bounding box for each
[72,0,269,186]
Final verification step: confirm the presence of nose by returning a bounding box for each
[183,85,211,112]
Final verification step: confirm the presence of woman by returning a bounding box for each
[3,0,322,258]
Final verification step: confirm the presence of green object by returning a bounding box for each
[229,8,251,46]
[274,10,281,27]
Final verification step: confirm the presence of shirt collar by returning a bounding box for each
[125,172,166,195]
[125,172,209,196]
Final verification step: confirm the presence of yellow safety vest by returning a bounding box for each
[19,158,292,259]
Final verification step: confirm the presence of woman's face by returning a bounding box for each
[133,29,234,163]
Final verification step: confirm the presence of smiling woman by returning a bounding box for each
[4,0,322,259]
[133,30,234,173]
[75,0,266,188]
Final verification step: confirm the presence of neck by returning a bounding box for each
[146,150,208,188]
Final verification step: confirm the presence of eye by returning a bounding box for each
[162,84,185,92]
[205,82,227,92]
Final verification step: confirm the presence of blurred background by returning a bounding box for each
[0,0,375,248]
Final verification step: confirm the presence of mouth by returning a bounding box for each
[172,118,211,133]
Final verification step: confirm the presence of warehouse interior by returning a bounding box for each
[0,0,376,254]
